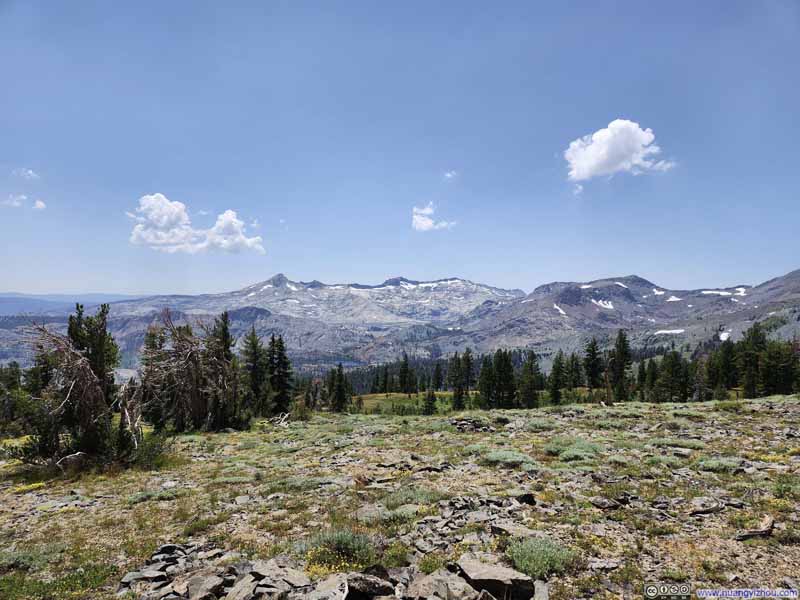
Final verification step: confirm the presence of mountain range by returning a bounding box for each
[2,269,799,371]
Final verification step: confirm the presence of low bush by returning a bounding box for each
[650,437,705,450]
[381,486,447,510]
[506,537,578,580]
[298,528,376,571]
[544,436,602,462]
[697,457,740,473]
[482,450,537,471]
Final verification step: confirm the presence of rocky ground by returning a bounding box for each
[1,396,800,599]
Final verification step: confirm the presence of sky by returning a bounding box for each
[1,1,799,295]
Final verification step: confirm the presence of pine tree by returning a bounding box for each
[518,351,541,409]
[331,363,348,412]
[478,356,496,408]
[433,361,443,391]
[636,361,647,401]
[271,335,293,414]
[583,337,602,390]
[655,351,684,402]
[380,365,390,394]
[67,303,120,405]
[548,350,565,405]
[566,352,583,390]
[448,352,465,410]
[610,330,632,401]
[241,326,271,416]
[493,349,517,408]
[691,359,711,402]
[423,387,437,415]
[399,351,411,395]
[462,348,474,391]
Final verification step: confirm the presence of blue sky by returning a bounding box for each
[1,1,798,295]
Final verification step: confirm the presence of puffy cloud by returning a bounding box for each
[2,194,25,207]
[573,184,583,196]
[564,119,675,182]
[33,199,46,210]
[443,170,458,180]
[127,193,264,254]
[412,202,456,232]
[12,168,40,180]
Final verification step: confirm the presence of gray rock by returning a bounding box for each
[345,572,394,597]
[587,557,623,571]
[489,519,540,539]
[688,496,724,516]
[224,574,259,600]
[305,573,348,599]
[354,503,391,523]
[187,574,224,600]
[250,557,311,590]
[589,496,621,510]
[734,515,774,541]
[407,568,479,599]
[534,580,549,600]
[456,552,534,600]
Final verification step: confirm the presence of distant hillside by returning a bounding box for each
[1,270,799,369]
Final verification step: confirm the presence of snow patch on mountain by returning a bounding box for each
[553,303,567,316]
[591,299,614,310]
[655,329,685,335]
[666,295,682,302]
[702,290,732,296]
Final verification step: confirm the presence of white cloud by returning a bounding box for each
[564,119,675,182]
[33,199,46,210]
[128,193,264,254]
[12,168,40,180]
[2,194,26,207]
[412,202,456,232]
[573,183,583,196]
[443,170,458,180]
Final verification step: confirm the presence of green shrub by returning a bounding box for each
[299,529,376,570]
[132,432,176,470]
[418,552,447,574]
[697,457,740,473]
[381,542,411,567]
[525,418,556,432]
[126,489,182,505]
[774,474,800,500]
[544,436,601,461]
[482,450,537,470]
[506,537,578,580]
[650,437,705,450]
[382,487,447,510]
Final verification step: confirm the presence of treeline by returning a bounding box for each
[0,306,297,466]
[344,324,799,410]
[139,313,294,432]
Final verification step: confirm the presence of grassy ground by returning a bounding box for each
[0,395,798,598]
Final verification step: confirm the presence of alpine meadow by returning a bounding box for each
[1,3,799,600]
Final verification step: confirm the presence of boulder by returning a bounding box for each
[456,553,535,600]
[305,573,348,599]
[688,496,724,516]
[345,572,394,598]
[406,568,479,600]
[187,574,224,600]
